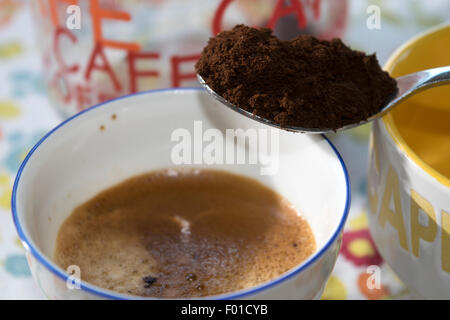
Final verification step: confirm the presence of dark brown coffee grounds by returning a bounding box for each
[142,276,157,288]
[195,25,398,130]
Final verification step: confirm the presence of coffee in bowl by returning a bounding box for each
[54,168,316,298]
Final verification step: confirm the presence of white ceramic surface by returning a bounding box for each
[369,120,450,299]
[12,89,349,299]
[367,24,450,299]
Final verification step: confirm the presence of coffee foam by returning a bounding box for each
[54,169,315,298]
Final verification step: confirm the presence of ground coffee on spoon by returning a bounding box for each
[195,25,398,130]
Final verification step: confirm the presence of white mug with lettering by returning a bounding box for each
[30,0,348,117]
[368,24,450,299]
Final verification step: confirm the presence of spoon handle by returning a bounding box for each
[377,65,450,119]
[396,65,450,99]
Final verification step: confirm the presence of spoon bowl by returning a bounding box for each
[198,65,450,133]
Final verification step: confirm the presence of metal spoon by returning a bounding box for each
[197,65,450,133]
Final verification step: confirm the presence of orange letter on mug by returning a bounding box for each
[90,0,140,52]
[171,54,201,88]
[53,26,79,73]
[127,52,160,93]
[85,43,121,91]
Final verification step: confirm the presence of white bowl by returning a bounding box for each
[12,88,349,299]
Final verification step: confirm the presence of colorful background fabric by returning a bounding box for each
[0,0,448,299]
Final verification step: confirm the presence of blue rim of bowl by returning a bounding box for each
[11,87,351,300]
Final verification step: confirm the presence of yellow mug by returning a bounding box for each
[367,23,450,299]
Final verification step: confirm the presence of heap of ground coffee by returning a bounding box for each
[195,25,397,130]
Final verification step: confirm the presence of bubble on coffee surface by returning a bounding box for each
[54,168,316,298]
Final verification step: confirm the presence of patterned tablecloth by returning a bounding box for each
[0,0,448,300]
